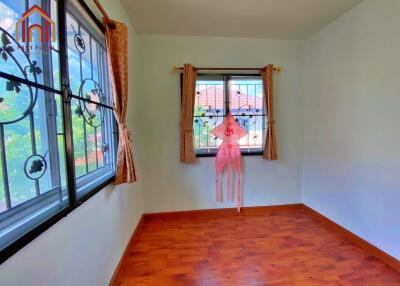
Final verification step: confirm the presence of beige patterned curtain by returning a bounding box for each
[261,64,278,160]
[180,64,197,163]
[105,19,138,183]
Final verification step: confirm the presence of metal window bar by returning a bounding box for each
[42,0,63,205]
[0,71,113,109]
[59,0,77,208]
[213,84,217,149]
[74,22,89,174]
[29,107,40,196]
[0,125,11,209]
[99,46,107,167]
[25,0,40,197]
[93,36,99,169]
[102,49,110,167]
[75,162,113,181]
[89,34,98,169]
[97,43,103,167]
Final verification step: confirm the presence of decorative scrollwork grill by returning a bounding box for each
[0,27,52,210]
[66,9,115,180]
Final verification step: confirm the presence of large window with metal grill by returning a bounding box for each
[0,0,116,262]
[193,74,266,156]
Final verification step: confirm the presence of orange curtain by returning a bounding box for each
[180,64,197,163]
[261,65,278,160]
[105,19,138,183]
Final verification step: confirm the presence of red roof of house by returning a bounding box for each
[194,86,263,110]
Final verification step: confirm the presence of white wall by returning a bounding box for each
[3,0,400,284]
[0,0,145,285]
[303,0,400,259]
[136,35,305,212]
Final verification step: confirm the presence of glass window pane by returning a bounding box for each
[0,0,67,252]
[66,0,116,198]
[0,85,68,250]
[194,78,224,154]
[71,98,116,196]
[230,77,265,153]
[0,0,60,90]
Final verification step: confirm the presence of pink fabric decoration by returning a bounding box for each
[210,112,248,211]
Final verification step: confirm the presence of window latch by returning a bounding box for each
[62,84,73,104]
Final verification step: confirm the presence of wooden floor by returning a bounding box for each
[113,208,400,286]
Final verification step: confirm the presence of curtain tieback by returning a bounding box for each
[118,123,131,138]
[267,120,275,125]
[118,124,133,145]
[119,123,128,130]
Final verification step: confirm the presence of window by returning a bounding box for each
[193,74,266,156]
[0,0,116,262]
[65,0,116,198]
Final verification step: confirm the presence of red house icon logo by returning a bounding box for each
[15,5,56,43]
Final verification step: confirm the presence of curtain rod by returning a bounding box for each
[92,0,115,28]
[171,65,282,73]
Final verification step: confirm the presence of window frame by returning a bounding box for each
[181,73,266,157]
[0,0,117,264]
[65,0,117,199]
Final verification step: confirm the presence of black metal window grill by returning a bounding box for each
[193,74,266,156]
[0,0,116,262]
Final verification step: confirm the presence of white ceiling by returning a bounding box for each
[121,0,362,40]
